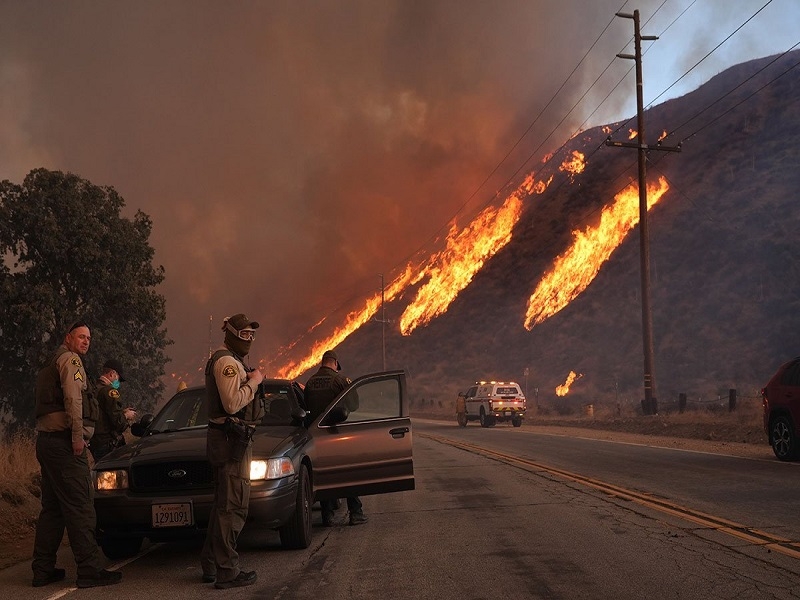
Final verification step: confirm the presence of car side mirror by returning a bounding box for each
[131,413,154,437]
[322,406,349,426]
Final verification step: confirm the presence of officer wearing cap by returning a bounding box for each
[200,313,265,589]
[90,359,136,461]
[304,349,367,526]
[32,322,122,588]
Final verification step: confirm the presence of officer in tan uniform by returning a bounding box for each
[200,313,265,589]
[32,322,122,589]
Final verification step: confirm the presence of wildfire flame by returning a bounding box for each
[555,371,582,396]
[602,126,612,135]
[628,129,638,140]
[397,170,554,335]
[524,176,669,329]
[274,266,415,380]
[559,150,586,179]
[658,130,668,142]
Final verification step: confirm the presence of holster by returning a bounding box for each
[224,418,255,462]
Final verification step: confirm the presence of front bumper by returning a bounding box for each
[94,474,299,542]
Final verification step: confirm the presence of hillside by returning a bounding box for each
[334,50,800,412]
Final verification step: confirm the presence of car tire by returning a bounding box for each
[512,417,522,428]
[279,464,312,549]
[770,415,798,461]
[100,536,143,559]
[457,413,467,427]
[479,409,489,428]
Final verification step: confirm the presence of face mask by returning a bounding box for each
[111,379,120,390]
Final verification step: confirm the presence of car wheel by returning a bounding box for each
[512,417,522,428]
[279,464,312,549]
[457,412,467,427]
[770,416,798,461]
[100,536,143,559]
[479,409,489,428]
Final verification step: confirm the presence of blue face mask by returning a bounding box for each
[111,379,120,390]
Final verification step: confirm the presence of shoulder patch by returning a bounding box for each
[74,370,84,382]
[109,389,120,399]
[71,357,82,367]
[222,365,238,378]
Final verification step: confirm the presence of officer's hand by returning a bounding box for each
[124,408,137,422]
[248,368,264,387]
[72,440,85,456]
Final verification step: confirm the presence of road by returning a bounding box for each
[3,418,799,599]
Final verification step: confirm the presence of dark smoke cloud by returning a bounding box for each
[0,0,795,390]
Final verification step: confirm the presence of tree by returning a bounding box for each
[0,168,171,429]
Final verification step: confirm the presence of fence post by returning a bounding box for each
[678,392,686,414]
[728,388,737,412]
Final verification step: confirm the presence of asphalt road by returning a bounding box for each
[3,418,799,599]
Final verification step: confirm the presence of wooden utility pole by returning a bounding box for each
[606,9,679,415]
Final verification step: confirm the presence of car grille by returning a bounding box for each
[131,460,214,492]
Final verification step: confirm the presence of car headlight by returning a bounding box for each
[250,457,295,481]
[95,469,129,491]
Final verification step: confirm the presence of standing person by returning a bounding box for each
[200,313,265,589]
[32,322,122,588]
[304,349,367,526]
[90,359,136,461]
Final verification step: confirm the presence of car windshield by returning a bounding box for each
[148,382,303,432]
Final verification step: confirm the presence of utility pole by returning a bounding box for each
[606,9,680,415]
[373,274,388,370]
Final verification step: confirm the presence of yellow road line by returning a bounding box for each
[422,432,800,561]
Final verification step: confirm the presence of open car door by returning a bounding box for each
[310,370,414,500]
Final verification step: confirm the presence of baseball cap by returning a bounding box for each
[103,359,126,381]
[322,349,341,370]
[224,313,260,332]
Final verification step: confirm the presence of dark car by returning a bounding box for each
[762,357,800,461]
[92,370,414,558]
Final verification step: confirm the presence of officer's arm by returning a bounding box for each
[214,356,256,415]
[57,353,86,449]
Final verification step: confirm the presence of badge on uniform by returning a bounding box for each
[109,389,120,399]
[71,357,82,367]
[222,365,237,378]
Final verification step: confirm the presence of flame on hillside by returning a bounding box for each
[555,371,582,396]
[524,176,669,329]
[273,166,560,379]
[397,170,554,335]
[559,150,586,180]
[274,266,415,379]
[658,130,668,142]
[628,129,638,140]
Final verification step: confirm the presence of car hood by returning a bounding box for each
[95,425,306,469]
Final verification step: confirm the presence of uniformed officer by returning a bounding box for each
[90,359,136,461]
[304,349,367,526]
[31,322,123,588]
[200,313,265,589]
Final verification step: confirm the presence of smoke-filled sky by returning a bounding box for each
[1,0,798,388]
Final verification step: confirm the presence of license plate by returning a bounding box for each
[152,502,193,528]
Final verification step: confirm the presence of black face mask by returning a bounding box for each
[224,331,252,358]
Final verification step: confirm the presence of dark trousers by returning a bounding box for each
[200,428,252,583]
[32,433,103,579]
[322,496,363,518]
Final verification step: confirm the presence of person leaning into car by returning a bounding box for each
[32,322,123,589]
[304,349,368,526]
[90,359,136,461]
[200,313,265,590]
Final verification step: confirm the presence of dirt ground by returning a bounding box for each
[0,408,775,571]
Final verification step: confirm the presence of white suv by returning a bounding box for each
[456,381,526,428]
